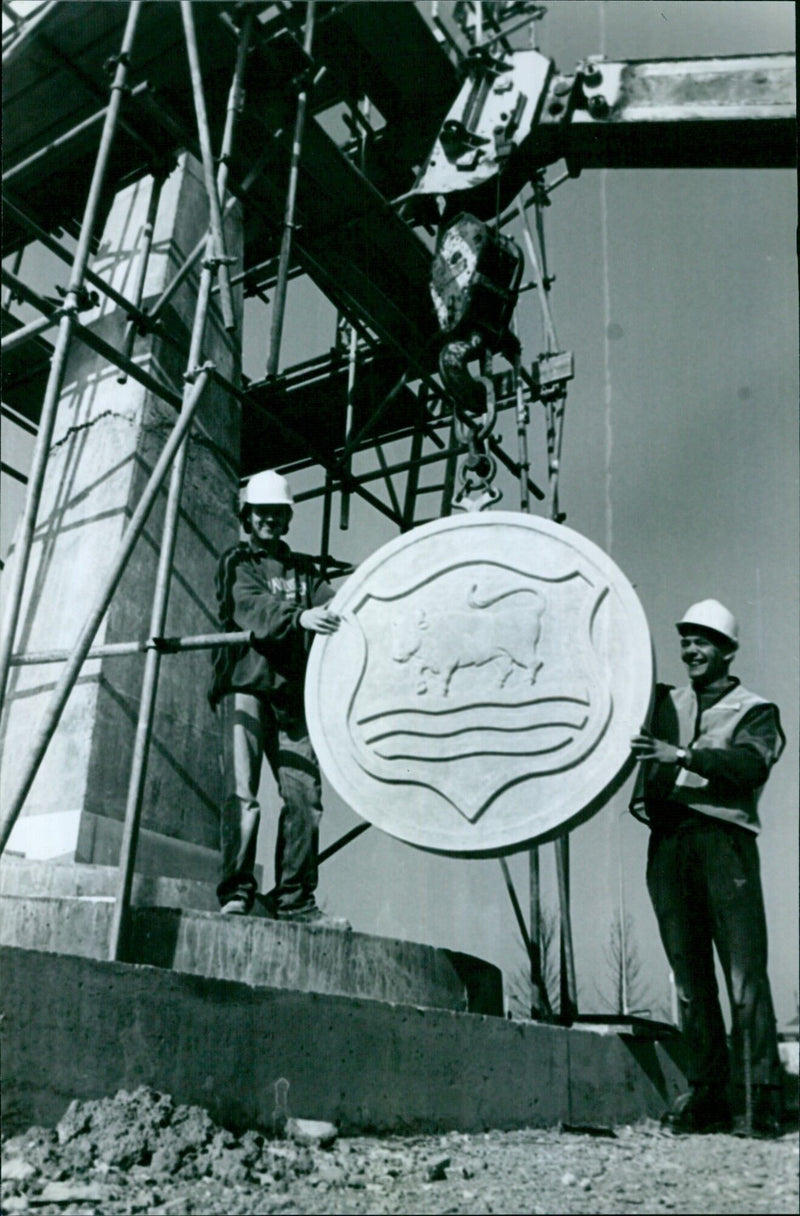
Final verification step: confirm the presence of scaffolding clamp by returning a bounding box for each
[104,51,132,74]
[202,253,237,271]
[182,359,215,386]
[50,284,99,315]
[104,51,133,94]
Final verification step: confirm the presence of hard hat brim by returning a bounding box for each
[676,621,738,650]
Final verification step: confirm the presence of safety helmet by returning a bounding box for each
[676,600,739,649]
[242,469,294,507]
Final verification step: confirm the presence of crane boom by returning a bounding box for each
[408,49,795,221]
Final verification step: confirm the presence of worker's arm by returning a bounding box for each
[633,703,783,787]
[231,560,304,641]
[684,704,784,789]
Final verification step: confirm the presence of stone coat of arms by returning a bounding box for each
[306,514,652,856]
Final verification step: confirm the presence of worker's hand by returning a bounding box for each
[300,606,341,635]
[630,728,680,765]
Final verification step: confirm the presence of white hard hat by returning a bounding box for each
[243,469,294,507]
[676,599,739,648]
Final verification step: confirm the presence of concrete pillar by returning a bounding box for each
[0,155,242,880]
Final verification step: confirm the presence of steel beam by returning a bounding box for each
[535,53,796,171]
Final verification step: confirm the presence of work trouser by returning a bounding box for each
[647,815,782,1101]
[217,691,322,913]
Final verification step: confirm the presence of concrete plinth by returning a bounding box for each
[0,894,503,1015]
[1,946,688,1137]
[0,155,241,879]
[0,855,219,911]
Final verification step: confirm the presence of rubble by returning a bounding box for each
[286,1119,338,1150]
[1,1086,797,1215]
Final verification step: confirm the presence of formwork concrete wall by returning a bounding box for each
[1,946,687,1137]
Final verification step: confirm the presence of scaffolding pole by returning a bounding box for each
[265,0,317,378]
[556,831,578,1021]
[9,631,252,667]
[0,266,182,411]
[215,370,405,527]
[401,387,427,531]
[294,443,466,504]
[0,309,66,354]
[110,290,214,961]
[1,246,23,308]
[2,192,171,341]
[339,319,358,530]
[529,845,546,1017]
[117,171,165,382]
[0,366,213,856]
[519,185,558,355]
[180,0,236,332]
[500,857,553,1020]
[145,8,255,328]
[0,0,142,713]
[110,10,253,961]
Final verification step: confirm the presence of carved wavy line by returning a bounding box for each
[373,736,574,762]
[356,694,590,726]
[364,717,588,745]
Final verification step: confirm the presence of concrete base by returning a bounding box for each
[1,946,688,1137]
[0,891,502,1016]
[0,855,220,911]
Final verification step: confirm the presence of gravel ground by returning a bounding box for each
[2,1087,797,1216]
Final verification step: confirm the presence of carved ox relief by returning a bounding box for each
[390,584,544,697]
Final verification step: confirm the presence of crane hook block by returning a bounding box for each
[430,213,523,353]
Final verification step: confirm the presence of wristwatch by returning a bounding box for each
[675,747,690,768]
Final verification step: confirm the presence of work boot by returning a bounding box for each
[277,902,351,930]
[661,1087,732,1134]
[220,896,250,916]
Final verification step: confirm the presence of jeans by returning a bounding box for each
[217,691,322,913]
[647,816,782,1099]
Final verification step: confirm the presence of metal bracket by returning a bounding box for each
[575,58,625,120]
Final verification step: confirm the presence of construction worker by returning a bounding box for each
[209,469,349,927]
[630,600,785,1136]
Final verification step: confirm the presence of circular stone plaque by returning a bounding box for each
[306,512,653,856]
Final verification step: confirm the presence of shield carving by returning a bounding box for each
[305,513,653,856]
[347,567,612,822]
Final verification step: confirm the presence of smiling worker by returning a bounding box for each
[209,469,347,927]
[630,600,785,1136]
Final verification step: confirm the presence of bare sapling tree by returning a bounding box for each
[596,910,653,1016]
[506,904,561,1018]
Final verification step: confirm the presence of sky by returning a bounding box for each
[2,1,798,1029]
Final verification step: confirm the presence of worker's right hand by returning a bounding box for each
[630,728,679,765]
[300,606,341,635]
